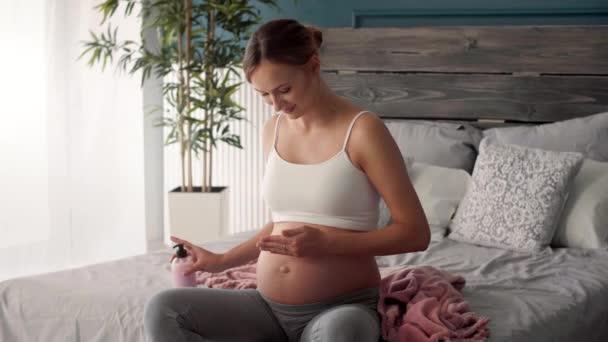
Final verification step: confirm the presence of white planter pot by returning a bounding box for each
[167,186,229,245]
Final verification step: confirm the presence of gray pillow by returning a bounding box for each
[448,138,584,252]
[384,120,483,173]
[483,111,608,162]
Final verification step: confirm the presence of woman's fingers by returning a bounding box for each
[259,242,291,255]
[170,235,186,245]
[260,235,291,245]
[170,235,195,250]
[260,242,285,250]
[169,236,210,267]
[168,250,198,264]
[170,235,189,245]
[183,261,203,276]
[170,236,196,262]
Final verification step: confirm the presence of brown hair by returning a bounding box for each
[242,19,323,82]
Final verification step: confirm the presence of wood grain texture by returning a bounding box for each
[323,72,608,122]
[320,26,608,75]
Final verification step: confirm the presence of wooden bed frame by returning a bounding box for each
[319,25,608,126]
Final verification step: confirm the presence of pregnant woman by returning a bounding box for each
[144,19,430,342]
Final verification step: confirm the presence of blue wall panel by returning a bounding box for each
[257,0,608,28]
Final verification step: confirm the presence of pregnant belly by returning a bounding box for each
[256,222,381,305]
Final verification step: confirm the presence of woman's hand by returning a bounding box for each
[169,236,227,275]
[256,225,330,257]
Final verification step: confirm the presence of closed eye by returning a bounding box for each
[261,87,291,97]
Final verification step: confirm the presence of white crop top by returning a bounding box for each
[261,111,380,231]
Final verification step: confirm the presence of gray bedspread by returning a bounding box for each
[1,230,607,342]
[377,238,608,342]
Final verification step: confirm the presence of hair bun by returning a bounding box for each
[306,25,323,50]
[243,20,324,82]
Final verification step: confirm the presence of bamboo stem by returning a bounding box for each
[207,9,215,193]
[201,19,208,192]
[201,8,215,193]
[177,13,186,192]
[185,0,193,192]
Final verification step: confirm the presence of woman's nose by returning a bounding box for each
[271,95,285,112]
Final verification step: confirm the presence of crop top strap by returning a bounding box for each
[272,113,283,148]
[342,111,370,151]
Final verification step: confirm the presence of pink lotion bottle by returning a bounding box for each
[171,244,197,288]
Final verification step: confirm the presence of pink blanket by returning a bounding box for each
[195,260,257,289]
[194,263,490,341]
[379,266,490,342]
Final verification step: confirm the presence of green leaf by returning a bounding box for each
[79,0,283,170]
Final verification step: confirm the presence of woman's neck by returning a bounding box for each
[289,82,344,133]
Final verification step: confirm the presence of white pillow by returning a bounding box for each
[552,159,608,249]
[483,111,608,161]
[448,138,583,252]
[408,162,471,227]
[378,162,471,241]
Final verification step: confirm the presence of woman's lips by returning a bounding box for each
[283,105,296,114]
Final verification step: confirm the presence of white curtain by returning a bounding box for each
[0,0,148,282]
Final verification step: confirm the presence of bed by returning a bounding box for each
[2,228,608,341]
[2,24,608,342]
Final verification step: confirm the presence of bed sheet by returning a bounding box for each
[1,230,607,342]
[0,233,252,342]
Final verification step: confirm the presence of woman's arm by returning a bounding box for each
[333,113,430,256]
[260,220,428,258]
[218,221,273,269]
[172,221,273,275]
[325,222,429,257]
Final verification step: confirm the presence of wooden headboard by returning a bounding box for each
[319,25,608,124]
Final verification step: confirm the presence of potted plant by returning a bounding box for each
[80,0,278,244]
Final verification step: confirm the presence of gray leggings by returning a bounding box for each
[143,286,381,342]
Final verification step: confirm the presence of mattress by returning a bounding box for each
[1,230,607,342]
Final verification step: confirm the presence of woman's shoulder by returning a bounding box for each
[347,108,384,133]
[340,98,380,123]
[344,109,390,166]
[336,101,385,141]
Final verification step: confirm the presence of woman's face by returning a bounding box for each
[249,59,318,118]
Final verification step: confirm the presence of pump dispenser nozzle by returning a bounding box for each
[173,244,188,258]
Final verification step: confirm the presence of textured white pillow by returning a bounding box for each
[378,162,471,241]
[448,138,583,252]
[552,159,608,249]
